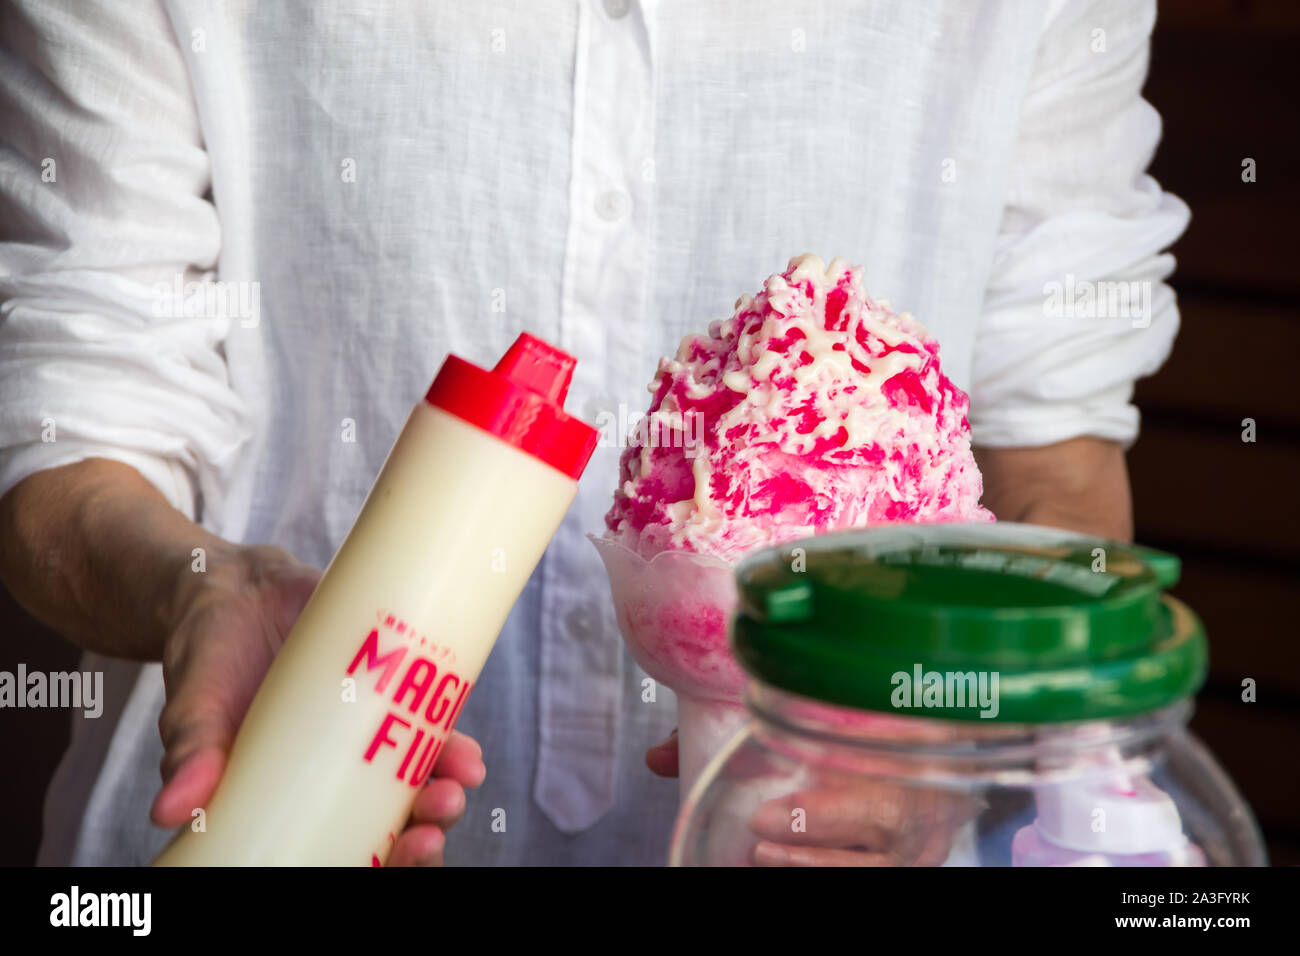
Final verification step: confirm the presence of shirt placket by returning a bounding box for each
[535,0,656,833]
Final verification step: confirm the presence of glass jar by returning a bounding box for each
[669,524,1267,867]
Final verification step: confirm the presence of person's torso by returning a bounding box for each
[57,0,1046,866]
[173,1,1043,562]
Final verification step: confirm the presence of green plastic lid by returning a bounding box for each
[731,523,1207,723]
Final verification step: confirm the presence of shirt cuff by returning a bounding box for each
[970,381,1140,451]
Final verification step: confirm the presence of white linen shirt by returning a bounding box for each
[0,0,1187,866]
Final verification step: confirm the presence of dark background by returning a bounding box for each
[1129,0,1300,865]
[2,1,1297,865]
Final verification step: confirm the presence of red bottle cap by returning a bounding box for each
[424,332,599,480]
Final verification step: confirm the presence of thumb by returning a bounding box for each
[150,749,228,829]
[151,694,239,828]
[150,556,317,829]
[645,728,679,778]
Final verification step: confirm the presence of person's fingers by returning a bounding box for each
[149,747,226,827]
[152,683,241,826]
[752,841,899,867]
[751,783,973,865]
[152,555,320,832]
[410,777,467,830]
[757,819,955,867]
[645,728,679,778]
[387,825,446,867]
[909,817,958,867]
[430,731,485,788]
[156,690,239,779]
[748,786,913,849]
[155,620,283,828]
[897,790,971,865]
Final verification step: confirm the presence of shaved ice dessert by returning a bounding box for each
[592,253,993,795]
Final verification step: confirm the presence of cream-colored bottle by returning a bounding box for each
[154,333,597,866]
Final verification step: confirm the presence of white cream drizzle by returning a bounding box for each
[612,253,987,559]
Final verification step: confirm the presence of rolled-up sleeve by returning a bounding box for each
[970,0,1190,450]
[0,0,248,519]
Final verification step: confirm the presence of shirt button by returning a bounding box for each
[595,189,630,221]
[602,0,630,19]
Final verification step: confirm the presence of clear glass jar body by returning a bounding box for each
[670,683,1266,867]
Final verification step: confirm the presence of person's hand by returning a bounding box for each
[149,543,486,866]
[0,460,486,866]
[746,776,974,866]
[646,727,973,866]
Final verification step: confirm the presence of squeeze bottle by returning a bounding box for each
[155,332,597,865]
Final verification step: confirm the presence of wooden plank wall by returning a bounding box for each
[1133,0,1300,864]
